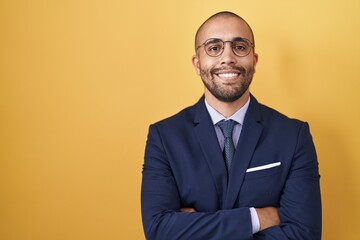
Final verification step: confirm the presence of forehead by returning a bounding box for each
[198,17,252,43]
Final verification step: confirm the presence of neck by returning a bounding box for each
[205,90,250,118]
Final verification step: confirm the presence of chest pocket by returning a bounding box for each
[238,164,284,207]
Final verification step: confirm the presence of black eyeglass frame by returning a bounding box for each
[196,37,255,57]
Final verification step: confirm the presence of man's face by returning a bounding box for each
[192,17,258,103]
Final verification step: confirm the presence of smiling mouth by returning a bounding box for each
[216,72,240,79]
[212,66,245,80]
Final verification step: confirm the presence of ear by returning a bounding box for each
[253,52,259,72]
[192,55,201,75]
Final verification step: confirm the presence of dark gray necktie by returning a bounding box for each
[217,120,236,172]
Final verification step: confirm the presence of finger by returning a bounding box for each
[180,207,196,213]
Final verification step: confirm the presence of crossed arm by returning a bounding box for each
[181,206,280,232]
[141,123,321,240]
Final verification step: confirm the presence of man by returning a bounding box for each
[141,11,321,240]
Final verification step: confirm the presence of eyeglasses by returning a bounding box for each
[196,37,254,57]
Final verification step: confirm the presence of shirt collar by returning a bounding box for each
[205,96,251,125]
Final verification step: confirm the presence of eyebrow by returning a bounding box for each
[206,38,222,44]
[206,37,248,44]
[232,37,247,42]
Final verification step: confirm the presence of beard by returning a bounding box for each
[199,65,255,103]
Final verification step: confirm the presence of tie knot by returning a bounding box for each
[217,120,236,138]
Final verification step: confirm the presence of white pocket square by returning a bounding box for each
[246,162,281,173]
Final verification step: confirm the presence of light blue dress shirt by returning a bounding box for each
[204,96,260,234]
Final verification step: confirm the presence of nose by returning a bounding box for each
[220,42,237,65]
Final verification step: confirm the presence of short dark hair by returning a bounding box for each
[194,11,255,50]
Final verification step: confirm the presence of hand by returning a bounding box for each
[255,207,280,231]
[180,207,196,213]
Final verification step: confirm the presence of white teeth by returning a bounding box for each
[218,73,239,78]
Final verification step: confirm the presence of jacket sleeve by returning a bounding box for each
[141,124,254,240]
[254,122,322,240]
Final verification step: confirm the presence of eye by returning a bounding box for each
[233,42,248,51]
[206,43,223,53]
[235,45,246,50]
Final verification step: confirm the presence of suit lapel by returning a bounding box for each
[193,97,228,206]
[224,97,263,209]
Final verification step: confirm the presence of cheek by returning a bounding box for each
[199,64,216,78]
[198,56,217,70]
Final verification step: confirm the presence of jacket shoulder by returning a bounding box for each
[254,100,308,133]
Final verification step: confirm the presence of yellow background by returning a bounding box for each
[1,0,359,239]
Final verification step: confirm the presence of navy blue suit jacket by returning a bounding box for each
[141,96,321,240]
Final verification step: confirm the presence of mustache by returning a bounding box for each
[210,66,247,75]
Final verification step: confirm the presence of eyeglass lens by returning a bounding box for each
[204,38,251,57]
